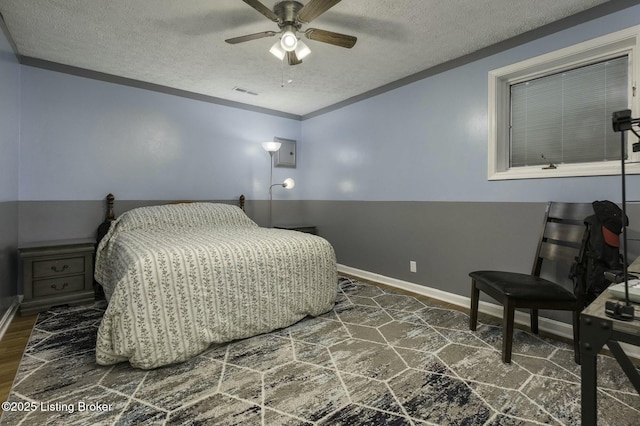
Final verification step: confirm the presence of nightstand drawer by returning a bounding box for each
[33,257,85,278]
[33,275,85,297]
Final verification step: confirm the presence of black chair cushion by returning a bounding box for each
[469,270,577,302]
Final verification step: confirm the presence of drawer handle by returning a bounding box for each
[51,283,69,291]
[51,265,69,273]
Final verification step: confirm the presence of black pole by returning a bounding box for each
[606,110,635,320]
[621,130,630,306]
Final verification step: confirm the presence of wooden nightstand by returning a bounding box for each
[274,225,317,234]
[19,239,96,315]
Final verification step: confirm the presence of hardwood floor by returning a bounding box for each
[0,313,37,409]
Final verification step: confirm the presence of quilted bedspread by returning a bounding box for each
[94,202,337,369]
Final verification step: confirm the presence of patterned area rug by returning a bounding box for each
[1,277,639,425]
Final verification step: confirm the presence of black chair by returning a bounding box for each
[469,202,593,364]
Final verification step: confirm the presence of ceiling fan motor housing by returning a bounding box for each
[274,1,304,30]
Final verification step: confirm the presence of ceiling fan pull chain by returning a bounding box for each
[281,57,285,87]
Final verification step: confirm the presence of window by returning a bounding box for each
[488,26,639,180]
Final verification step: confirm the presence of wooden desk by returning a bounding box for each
[580,289,640,425]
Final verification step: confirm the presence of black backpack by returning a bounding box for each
[571,201,626,305]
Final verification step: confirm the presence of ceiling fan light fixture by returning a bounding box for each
[280,30,298,52]
[269,41,286,60]
[295,40,311,60]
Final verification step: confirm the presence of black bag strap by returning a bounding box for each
[570,221,591,303]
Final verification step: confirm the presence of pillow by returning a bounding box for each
[114,202,257,232]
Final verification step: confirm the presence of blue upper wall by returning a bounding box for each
[19,68,301,201]
[0,24,19,202]
[300,4,640,202]
[13,3,640,204]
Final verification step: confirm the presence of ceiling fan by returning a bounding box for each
[225,0,357,65]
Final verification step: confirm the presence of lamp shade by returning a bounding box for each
[262,141,282,152]
[283,178,295,189]
[295,40,311,60]
[269,41,286,60]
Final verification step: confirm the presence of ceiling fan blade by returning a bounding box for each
[287,51,303,66]
[225,31,276,44]
[297,0,341,23]
[242,0,280,22]
[304,28,356,48]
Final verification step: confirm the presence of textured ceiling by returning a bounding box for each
[0,0,620,117]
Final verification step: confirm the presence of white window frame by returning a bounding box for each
[488,25,640,180]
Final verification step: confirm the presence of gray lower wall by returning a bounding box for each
[279,200,546,296]
[0,201,19,317]
[261,199,640,324]
[16,198,640,325]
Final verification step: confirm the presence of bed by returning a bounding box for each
[94,194,337,369]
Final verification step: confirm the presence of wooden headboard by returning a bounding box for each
[97,193,246,244]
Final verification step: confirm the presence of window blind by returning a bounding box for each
[510,56,628,168]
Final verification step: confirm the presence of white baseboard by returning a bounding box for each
[0,296,21,342]
[337,264,640,359]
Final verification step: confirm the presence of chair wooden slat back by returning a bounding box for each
[547,202,595,221]
[532,202,593,276]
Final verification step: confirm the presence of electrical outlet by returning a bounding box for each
[410,261,417,273]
